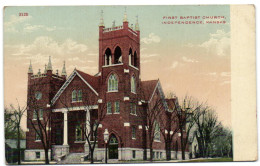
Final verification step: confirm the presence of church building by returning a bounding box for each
[24,11,189,162]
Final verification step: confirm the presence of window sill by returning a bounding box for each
[130,113,137,116]
[107,90,118,93]
[74,141,85,143]
[102,63,123,68]
[71,100,82,103]
[35,140,41,142]
[33,118,43,121]
[131,91,137,94]
[154,140,161,143]
[106,113,112,115]
[114,112,120,114]
[132,138,136,140]
[129,65,139,71]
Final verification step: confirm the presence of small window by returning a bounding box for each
[108,74,118,92]
[130,103,136,115]
[156,152,159,159]
[132,126,136,139]
[36,152,40,159]
[154,121,160,141]
[131,76,136,93]
[75,124,83,141]
[39,109,43,119]
[160,152,162,159]
[33,110,37,119]
[72,90,77,102]
[107,102,112,114]
[152,152,155,159]
[132,150,136,159]
[78,90,82,101]
[35,132,41,141]
[114,101,120,113]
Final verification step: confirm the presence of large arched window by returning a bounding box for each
[154,121,160,141]
[108,74,118,92]
[131,75,136,93]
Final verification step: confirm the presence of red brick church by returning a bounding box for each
[24,11,189,162]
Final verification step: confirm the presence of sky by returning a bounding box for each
[4,6,231,128]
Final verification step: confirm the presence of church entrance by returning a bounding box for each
[108,135,118,159]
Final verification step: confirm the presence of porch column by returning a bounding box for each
[85,108,91,142]
[63,110,68,145]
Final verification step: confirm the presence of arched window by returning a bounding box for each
[154,121,160,141]
[129,48,133,65]
[131,75,136,93]
[114,46,122,64]
[104,48,112,66]
[72,90,77,102]
[133,51,138,67]
[108,74,118,92]
[78,90,82,101]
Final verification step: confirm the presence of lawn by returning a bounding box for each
[186,158,233,162]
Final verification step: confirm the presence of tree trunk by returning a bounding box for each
[90,149,94,164]
[44,148,49,164]
[17,125,21,165]
[180,130,185,160]
[149,146,153,162]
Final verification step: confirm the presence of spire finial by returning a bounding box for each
[112,20,115,28]
[38,69,41,75]
[28,60,33,74]
[99,10,105,27]
[135,15,140,31]
[44,64,47,74]
[47,56,52,71]
[61,61,67,77]
[123,7,128,22]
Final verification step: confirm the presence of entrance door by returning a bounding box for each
[55,129,63,145]
[108,135,118,159]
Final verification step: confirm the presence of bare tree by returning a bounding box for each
[139,97,164,161]
[194,107,219,158]
[27,85,53,164]
[158,98,179,160]
[5,101,26,164]
[176,96,203,160]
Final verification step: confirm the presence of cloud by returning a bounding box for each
[182,56,198,63]
[24,24,57,33]
[6,36,88,62]
[4,14,32,32]
[141,33,161,44]
[170,61,179,69]
[140,59,153,64]
[142,54,159,58]
[199,29,230,56]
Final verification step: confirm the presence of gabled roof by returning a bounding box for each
[141,79,159,101]
[51,69,99,105]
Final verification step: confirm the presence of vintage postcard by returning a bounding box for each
[3,5,256,164]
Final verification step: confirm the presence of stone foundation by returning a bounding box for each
[24,149,51,161]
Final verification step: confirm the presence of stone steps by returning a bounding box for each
[58,153,87,164]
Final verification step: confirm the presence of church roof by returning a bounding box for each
[141,79,159,101]
[76,70,100,92]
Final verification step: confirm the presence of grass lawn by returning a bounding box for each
[186,158,233,162]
